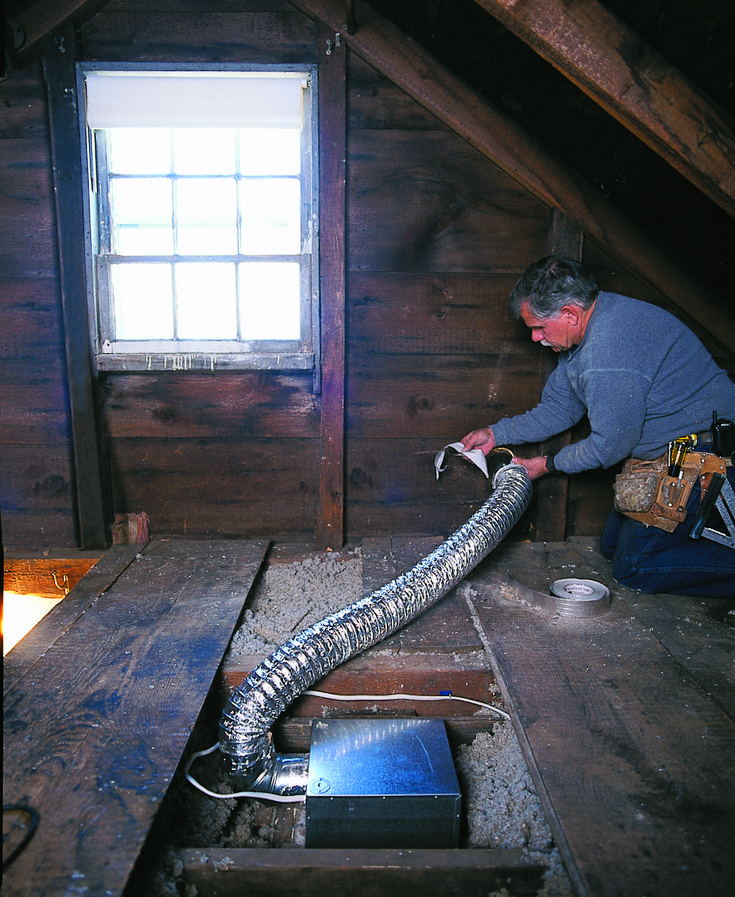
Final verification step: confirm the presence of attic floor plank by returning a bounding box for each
[468,545,735,897]
[3,544,141,696]
[2,539,269,897]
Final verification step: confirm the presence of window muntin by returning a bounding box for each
[80,67,317,372]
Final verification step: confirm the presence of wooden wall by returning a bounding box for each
[1,0,715,552]
[1,62,78,548]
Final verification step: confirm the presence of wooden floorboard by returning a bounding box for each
[3,544,141,695]
[468,538,735,897]
[180,847,547,897]
[3,539,269,897]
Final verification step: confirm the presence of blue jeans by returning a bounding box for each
[600,465,735,597]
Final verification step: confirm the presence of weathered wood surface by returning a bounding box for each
[469,538,735,897]
[316,21,347,549]
[106,437,319,538]
[345,442,539,542]
[617,589,735,725]
[347,355,544,438]
[291,0,735,353]
[180,847,547,897]
[2,539,269,897]
[347,272,533,356]
[3,554,101,597]
[474,0,735,217]
[348,130,549,274]
[45,24,110,548]
[81,8,317,64]
[0,443,78,550]
[100,372,319,439]
[3,545,138,695]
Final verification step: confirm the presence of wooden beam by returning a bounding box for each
[43,25,110,549]
[470,543,735,897]
[3,540,270,897]
[315,23,347,549]
[532,210,581,541]
[9,0,111,62]
[473,0,735,220]
[288,0,735,355]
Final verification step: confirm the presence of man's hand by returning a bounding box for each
[512,455,551,480]
[461,427,496,456]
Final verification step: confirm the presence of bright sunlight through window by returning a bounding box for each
[80,68,318,372]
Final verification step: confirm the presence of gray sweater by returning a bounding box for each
[490,292,735,473]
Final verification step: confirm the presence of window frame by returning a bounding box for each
[77,62,320,376]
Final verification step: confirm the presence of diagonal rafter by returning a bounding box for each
[473,0,735,219]
[288,0,735,353]
[8,0,112,59]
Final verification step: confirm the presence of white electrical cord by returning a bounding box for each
[184,743,306,804]
[186,688,508,803]
[303,689,510,720]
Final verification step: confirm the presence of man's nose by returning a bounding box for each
[531,330,544,342]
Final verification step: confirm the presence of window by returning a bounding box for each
[78,66,318,372]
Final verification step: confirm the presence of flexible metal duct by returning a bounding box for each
[219,460,532,794]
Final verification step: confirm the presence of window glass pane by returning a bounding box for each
[173,129,236,175]
[239,128,300,175]
[175,262,237,339]
[111,178,173,254]
[108,129,171,174]
[240,178,300,254]
[176,178,238,255]
[239,261,300,339]
[86,68,316,367]
[110,263,174,339]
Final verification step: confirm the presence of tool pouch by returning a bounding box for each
[614,453,726,533]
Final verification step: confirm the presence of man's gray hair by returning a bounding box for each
[509,256,599,320]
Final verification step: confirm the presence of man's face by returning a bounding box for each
[520,301,576,352]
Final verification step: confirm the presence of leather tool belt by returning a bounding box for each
[613,450,728,533]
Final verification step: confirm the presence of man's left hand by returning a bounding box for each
[512,455,550,480]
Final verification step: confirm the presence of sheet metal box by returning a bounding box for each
[305,717,462,849]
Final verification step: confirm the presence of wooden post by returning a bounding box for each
[315,24,346,549]
[43,25,110,549]
[532,210,584,541]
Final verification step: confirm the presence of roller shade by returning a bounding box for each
[84,70,306,129]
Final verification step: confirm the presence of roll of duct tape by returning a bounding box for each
[549,578,611,617]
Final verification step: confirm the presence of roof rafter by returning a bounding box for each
[8,0,112,59]
[473,0,735,219]
[289,0,735,353]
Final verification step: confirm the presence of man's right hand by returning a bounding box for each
[461,427,496,455]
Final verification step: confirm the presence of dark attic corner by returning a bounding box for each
[2,2,735,896]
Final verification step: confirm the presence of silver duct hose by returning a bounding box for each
[219,461,532,794]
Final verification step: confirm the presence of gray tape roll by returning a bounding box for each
[549,578,611,617]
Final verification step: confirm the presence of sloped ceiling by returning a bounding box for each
[6,0,735,334]
[366,0,735,300]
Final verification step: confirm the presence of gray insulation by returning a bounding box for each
[219,463,532,788]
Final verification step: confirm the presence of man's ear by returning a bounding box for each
[560,304,580,325]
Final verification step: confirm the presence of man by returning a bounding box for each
[461,255,735,597]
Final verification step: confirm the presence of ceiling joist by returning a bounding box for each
[473,0,735,219]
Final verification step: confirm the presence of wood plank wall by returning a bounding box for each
[2,0,711,551]
[344,54,550,538]
[74,2,321,544]
[0,62,78,548]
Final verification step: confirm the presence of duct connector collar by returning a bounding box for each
[219,457,532,795]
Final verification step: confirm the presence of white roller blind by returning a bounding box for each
[84,70,306,129]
